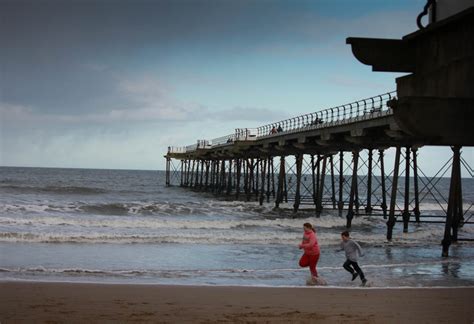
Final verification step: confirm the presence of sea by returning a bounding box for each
[1,166,473,287]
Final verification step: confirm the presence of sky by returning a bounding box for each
[1,0,471,173]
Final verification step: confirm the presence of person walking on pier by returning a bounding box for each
[337,231,367,286]
[298,223,320,280]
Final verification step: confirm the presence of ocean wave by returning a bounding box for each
[1,223,470,245]
[0,214,373,231]
[0,259,464,278]
[0,184,108,195]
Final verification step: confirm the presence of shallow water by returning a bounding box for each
[1,167,473,287]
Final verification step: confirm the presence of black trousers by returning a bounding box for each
[343,259,365,280]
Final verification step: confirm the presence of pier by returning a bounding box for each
[165,4,474,256]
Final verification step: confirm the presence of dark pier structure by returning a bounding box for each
[165,3,474,256]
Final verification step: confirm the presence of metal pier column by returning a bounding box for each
[330,155,337,209]
[442,146,463,257]
[275,156,285,208]
[311,155,317,209]
[194,159,200,188]
[387,146,401,241]
[365,149,373,214]
[379,149,387,219]
[220,160,226,193]
[165,156,171,187]
[412,148,421,223]
[259,158,267,205]
[338,151,344,216]
[293,154,303,213]
[180,160,184,187]
[346,151,359,228]
[266,157,272,203]
[316,155,327,217]
[402,147,411,233]
[200,160,205,189]
[226,159,233,195]
[236,159,241,199]
[205,161,210,190]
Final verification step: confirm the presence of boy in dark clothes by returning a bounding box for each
[338,231,367,286]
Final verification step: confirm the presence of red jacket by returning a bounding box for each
[299,230,320,255]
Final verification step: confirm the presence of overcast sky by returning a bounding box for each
[2,0,471,173]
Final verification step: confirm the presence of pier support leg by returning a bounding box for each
[186,160,191,187]
[412,148,421,223]
[255,159,260,200]
[266,157,272,203]
[165,157,171,187]
[200,161,205,189]
[365,149,373,214]
[402,147,411,233]
[190,160,195,187]
[379,149,387,219]
[346,151,359,228]
[227,159,232,195]
[271,158,276,199]
[338,151,344,216]
[316,155,321,210]
[442,146,463,257]
[205,161,210,190]
[387,146,401,241]
[243,159,249,198]
[330,155,336,209]
[220,160,226,193]
[293,154,303,213]
[194,160,200,188]
[236,159,241,199]
[311,155,317,210]
[275,156,285,208]
[316,155,327,217]
[180,160,184,187]
[247,159,255,202]
[259,158,267,205]
[283,161,288,203]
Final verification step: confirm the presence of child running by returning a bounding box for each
[338,231,367,286]
[298,222,320,280]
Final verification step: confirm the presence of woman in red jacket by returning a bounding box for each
[298,222,320,278]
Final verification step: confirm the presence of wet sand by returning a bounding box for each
[0,281,473,323]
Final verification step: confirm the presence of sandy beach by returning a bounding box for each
[0,281,473,323]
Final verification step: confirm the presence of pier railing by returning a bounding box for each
[256,91,395,137]
[171,91,396,153]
